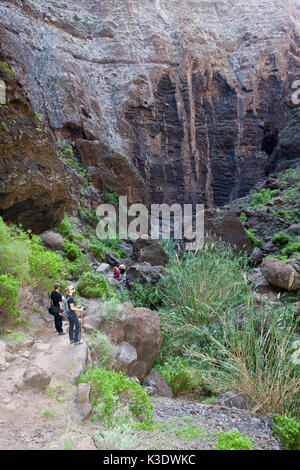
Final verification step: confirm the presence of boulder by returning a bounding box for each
[287,224,300,235]
[113,341,137,374]
[261,258,300,291]
[205,210,252,253]
[251,247,264,266]
[126,263,166,289]
[40,231,65,251]
[220,391,248,410]
[73,383,92,422]
[23,365,51,391]
[107,302,162,379]
[95,263,110,274]
[133,238,169,267]
[249,269,279,297]
[141,371,173,398]
[104,251,120,266]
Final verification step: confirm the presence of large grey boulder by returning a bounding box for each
[40,231,65,251]
[219,391,248,411]
[114,341,137,374]
[142,371,173,398]
[126,263,166,289]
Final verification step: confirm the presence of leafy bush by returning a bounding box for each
[104,189,119,205]
[69,255,92,280]
[246,228,263,247]
[0,274,20,317]
[0,219,30,282]
[95,404,141,450]
[214,429,255,450]
[55,214,77,240]
[87,236,125,261]
[77,367,153,429]
[64,241,82,261]
[249,188,279,208]
[27,235,69,291]
[272,414,300,450]
[271,232,294,247]
[120,282,163,309]
[76,272,114,299]
[155,357,204,397]
[282,241,300,257]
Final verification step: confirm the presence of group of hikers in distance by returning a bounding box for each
[49,264,127,344]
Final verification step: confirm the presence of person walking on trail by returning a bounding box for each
[66,285,84,345]
[50,283,66,336]
[113,265,120,279]
[119,264,126,275]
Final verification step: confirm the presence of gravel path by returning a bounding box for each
[151,397,282,450]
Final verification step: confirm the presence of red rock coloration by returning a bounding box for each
[0,0,299,211]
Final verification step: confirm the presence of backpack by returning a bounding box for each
[60,296,71,319]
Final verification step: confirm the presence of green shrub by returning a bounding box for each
[239,213,247,224]
[246,228,263,247]
[55,214,77,240]
[249,188,279,208]
[282,241,300,257]
[27,235,69,291]
[214,429,255,450]
[76,272,113,299]
[104,189,119,205]
[0,218,30,282]
[120,282,163,309]
[77,367,153,429]
[272,414,300,450]
[64,241,82,261]
[155,357,204,397]
[69,255,92,279]
[0,274,20,317]
[271,232,294,247]
[85,331,116,368]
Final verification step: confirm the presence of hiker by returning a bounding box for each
[66,285,84,345]
[119,264,126,275]
[113,265,120,279]
[50,283,66,335]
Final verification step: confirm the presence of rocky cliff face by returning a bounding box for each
[0,50,68,233]
[0,0,299,213]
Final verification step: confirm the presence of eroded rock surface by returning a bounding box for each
[0,0,299,209]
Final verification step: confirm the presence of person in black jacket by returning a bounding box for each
[66,285,84,345]
[50,283,66,335]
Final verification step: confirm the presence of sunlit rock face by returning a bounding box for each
[0,0,299,209]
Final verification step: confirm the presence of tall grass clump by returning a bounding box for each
[190,304,300,419]
[157,240,251,357]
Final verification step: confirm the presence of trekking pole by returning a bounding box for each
[79,309,82,341]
